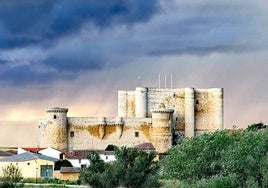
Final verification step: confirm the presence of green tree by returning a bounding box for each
[246,122,267,132]
[54,159,73,170]
[79,147,161,188]
[164,130,233,182]
[221,129,268,187]
[0,164,24,188]
[115,147,161,188]
[79,151,113,188]
[163,128,268,187]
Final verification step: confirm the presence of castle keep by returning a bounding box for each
[39,87,223,153]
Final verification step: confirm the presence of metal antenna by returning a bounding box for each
[171,74,173,88]
[165,74,167,88]
[158,74,161,88]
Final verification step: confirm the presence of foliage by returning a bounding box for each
[0,163,24,188]
[54,160,73,170]
[79,147,161,188]
[164,130,233,181]
[246,122,267,132]
[179,174,238,188]
[115,147,161,188]
[79,151,117,188]
[163,125,268,187]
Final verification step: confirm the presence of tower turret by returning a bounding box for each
[185,88,195,137]
[135,87,148,118]
[39,107,68,151]
[151,109,174,153]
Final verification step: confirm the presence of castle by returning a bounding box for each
[38,87,223,153]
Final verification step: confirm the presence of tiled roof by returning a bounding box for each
[0,152,58,162]
[6,150,17,155]
[134,143,156,151]
[21,147,46,153]
[60,167,81,173]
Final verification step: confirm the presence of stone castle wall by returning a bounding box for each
[38,87,223,153]
[118,87,223,136]
[67,117,152,151]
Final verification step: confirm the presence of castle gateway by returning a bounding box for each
[39,87,223,153]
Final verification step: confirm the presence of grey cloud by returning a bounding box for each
[0,65,74,85]
[0,0,268,86]
[0,0,160,49]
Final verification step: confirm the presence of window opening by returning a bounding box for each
[70,131,74,137]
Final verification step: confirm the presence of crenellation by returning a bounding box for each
[39,86,223,153]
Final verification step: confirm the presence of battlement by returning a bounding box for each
[45,107,68,113]
[38,86,223,153]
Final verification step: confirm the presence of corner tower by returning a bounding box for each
[151,109,174,153]
[38,107,68,151]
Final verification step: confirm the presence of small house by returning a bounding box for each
[0,152,58,179]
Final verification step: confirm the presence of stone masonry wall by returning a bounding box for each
[118,87,223,136]
[67,117,152,150]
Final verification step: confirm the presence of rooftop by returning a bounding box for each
[0,152,58,162]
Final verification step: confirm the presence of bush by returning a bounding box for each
[54,160,73,170]
[179,174,238,188]
[163,126,268,187]
[80,147,161,188]
[0,164,24,188]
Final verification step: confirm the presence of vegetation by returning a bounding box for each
[246,122,267,132]
[54,160,73,170]
[0,164,24,188]
[163,123,268,187]
[79,147,161,188]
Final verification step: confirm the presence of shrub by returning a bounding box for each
[163,127,268,187]
[0,164,24,188]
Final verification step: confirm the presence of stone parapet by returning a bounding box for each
[45,107,68,113]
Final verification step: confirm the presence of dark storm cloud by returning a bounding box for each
[0,0,267,86]
[0,65,73,85]
[44,53,103,72]
[0,0,159,48]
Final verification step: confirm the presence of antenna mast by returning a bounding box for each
[171,74,173,88]
[158,74,161,88]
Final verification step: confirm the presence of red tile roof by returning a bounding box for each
[21,147,46,153]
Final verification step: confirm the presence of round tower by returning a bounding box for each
[184,88,195,137]
[38,107,68,151]
[135,87,148,118]
[151,109,174,153]
[212,88,224,130]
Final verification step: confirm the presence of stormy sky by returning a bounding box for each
[0,0,268,146]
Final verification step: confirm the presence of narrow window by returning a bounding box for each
[53,115,57,119]
[135,131,139,137]
[70,131,74,137]
[195,100,199,105]
[59,153,64,160]
[79,159,81,164]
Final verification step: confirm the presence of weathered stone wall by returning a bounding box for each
[195,89,223,135]
[39,108,68,151]
[118,91,135,117]
[135,87,148,118]
[118,87,223,136]
[39,87,223,153]
[67,117,152,151]
[151,109,174,153]
[185,88,195,137]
